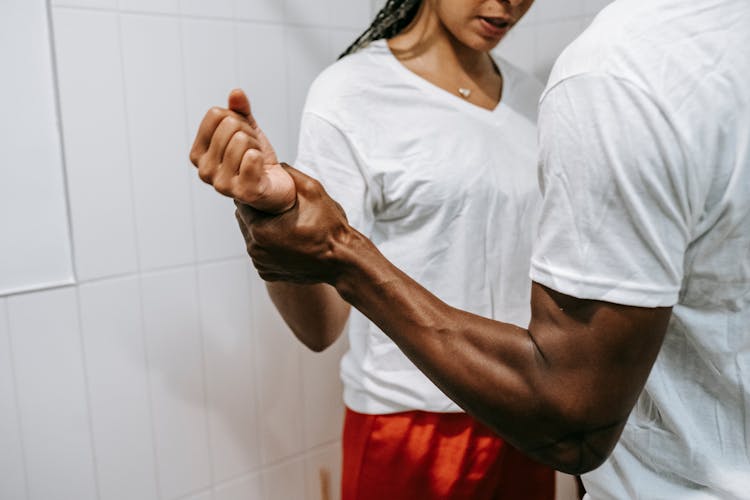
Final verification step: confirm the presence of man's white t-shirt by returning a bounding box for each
[531,0,750,497]
[295,39,544,414]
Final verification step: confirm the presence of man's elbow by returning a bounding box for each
[535,436,614,475]
[525,415,625,475]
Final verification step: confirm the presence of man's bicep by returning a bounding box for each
[527,282,672,458]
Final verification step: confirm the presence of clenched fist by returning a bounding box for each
[189,89,296,214]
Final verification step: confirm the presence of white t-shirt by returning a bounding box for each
[531,0,750,497]
[295,39,544,414]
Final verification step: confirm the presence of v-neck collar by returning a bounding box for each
[376,39,512,121]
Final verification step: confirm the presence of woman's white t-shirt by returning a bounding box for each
[295,39,543,414]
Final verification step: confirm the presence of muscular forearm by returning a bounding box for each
[331,231,669,474]
[234,163,670,473]
[266,282,350,352]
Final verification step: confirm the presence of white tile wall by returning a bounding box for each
[140,268,212,499]
[0,300,28,500]
[284,0,331,28]
[180,0,235,19]
[212,472,263,500]
[235,22,292,161]
[249,272,306,465]
[262,456,307,500]
[495,24,537,76]
[53,9,139,281]
[301,337,346,450]
[284,26,334,159]
[52,0,117,8]
[198,260,261,481]
[531,0,584,23]
[181,18,246,263]
[79,277,159,500]
[331,0,372,29]
[120,13,197,272]
[235,0,284,23]
[119,0,180,14]
[1,1,616,499]
[532,17,585,81]
[7,288,98,500]
[305,443,343,500]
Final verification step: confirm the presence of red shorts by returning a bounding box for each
[342,408,555,500]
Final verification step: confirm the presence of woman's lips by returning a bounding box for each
[478,16,512,38]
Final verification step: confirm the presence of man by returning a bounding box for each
[190,0,749,497]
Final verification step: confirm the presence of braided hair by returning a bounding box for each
[339,0,423,59]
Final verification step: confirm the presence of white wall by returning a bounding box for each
[0,0,74,296]
[494,0,613,81]
[0,1,612,500]
[1,1,366,499]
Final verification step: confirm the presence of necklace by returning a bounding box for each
[458,87,472,99]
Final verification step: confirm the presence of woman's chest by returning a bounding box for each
[362,111,539,222]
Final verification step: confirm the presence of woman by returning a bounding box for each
[194,0,555,498]
[270,1,554,498]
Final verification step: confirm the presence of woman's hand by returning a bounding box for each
[189,89,296,214]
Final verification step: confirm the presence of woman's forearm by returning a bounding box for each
[266,281,350,352]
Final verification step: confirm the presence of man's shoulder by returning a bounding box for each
[543,2,636,95]
[544,0,747,101]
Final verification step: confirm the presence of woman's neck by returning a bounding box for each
[387,2,502,109]
[388,3,493,79]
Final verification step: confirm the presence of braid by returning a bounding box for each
[339,0,422,59]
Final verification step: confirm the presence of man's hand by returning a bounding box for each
[189,89,296,214]
[235,164,356,286]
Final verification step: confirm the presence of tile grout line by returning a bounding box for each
[114,8,144,277]
[168,437,343,500]
[46,0,80,288]
[3,299,32,500]
[133,272,165,499]
[72,287,103,500]
[115,8,165,499]
[54,3,374,32]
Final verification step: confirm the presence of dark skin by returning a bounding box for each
[231,167,672,474]
[190,94,672,475]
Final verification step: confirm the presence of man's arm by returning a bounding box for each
[194,74,686,473]
[236,210,350,352]
[342,253,669,473]
[242,193,670,474]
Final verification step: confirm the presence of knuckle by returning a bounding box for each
[301,176,321,194]
[243,148,262,162]
[232,130,250,145]
[198,166,214,184]
[213,178,232,196]
[189,149,200,166]
[207,106,225,120]
[222,115,241,130]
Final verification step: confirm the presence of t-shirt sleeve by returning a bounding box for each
[294,111,376,235]
[530,74,694,307]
